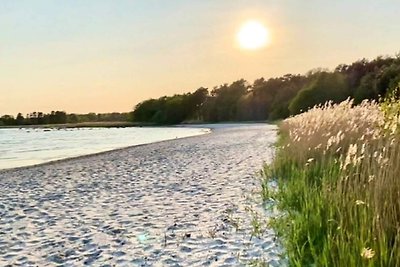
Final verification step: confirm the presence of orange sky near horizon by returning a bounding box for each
[1,1,400,115]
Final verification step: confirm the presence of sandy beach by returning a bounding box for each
[0,124,285,266]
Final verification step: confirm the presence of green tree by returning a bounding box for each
[0,115,16,125]
[289,72,350,115]
[210,79,248,121]
[16,113,24,125]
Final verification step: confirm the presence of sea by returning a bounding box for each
[0,126,209,170]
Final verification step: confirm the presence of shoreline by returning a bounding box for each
[0,121,144,129]
[0,120,272,129]
[0,127,212,174]
[0,123,273,173]
[0,123,285,266]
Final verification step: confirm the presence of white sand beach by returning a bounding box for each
[0,124,285,266]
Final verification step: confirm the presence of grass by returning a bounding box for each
[262,96,400,266]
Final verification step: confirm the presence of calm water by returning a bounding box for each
[0,127,209,170]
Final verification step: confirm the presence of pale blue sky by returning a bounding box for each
[1,0,399,114]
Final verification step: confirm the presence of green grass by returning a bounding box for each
[261,98,400,266]
[264,150,399,266]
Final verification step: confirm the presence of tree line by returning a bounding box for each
[131,54,400,124]
[3,54,399,126]
[0,111,130,126]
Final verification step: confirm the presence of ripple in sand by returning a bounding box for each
[0,125,286,266]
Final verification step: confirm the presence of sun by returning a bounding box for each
[237,20,270,50]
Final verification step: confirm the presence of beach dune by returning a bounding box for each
[0,124,285,266]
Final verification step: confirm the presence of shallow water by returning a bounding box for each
[0,127,209,169]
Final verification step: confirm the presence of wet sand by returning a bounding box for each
[0,124,285,266]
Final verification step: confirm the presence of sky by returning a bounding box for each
[1,0,400,115]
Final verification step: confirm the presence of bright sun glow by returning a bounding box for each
[237,20,269,50]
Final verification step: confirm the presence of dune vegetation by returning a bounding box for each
[262,89,400,266]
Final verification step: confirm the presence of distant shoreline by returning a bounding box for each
[0,121,150,129]
[0,120,274,129]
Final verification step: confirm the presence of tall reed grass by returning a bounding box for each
[263,95,400,266]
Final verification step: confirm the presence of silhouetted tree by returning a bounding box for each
[0,115,16,125]
[106,54,400,124]
[16,113,24,125]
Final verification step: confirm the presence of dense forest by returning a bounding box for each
[2,54,400,126]
[0,111,129,126]
[131,54,400,124]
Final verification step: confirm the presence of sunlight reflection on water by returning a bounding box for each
[0,127,209,169]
